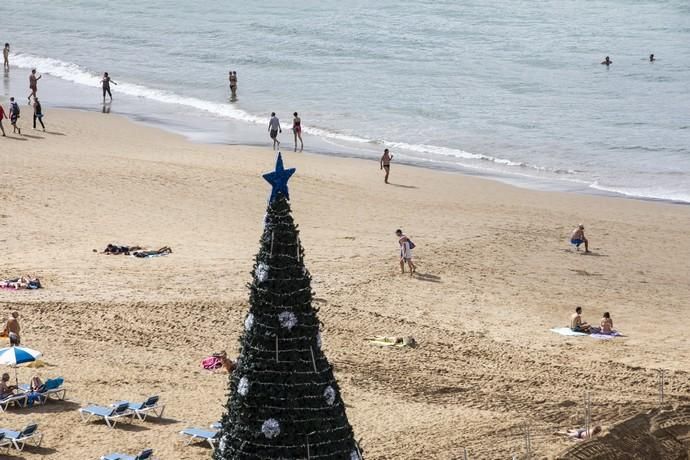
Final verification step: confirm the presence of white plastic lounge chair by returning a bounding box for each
[0,393,28,412]
[0,424,43,451]
[210,421,222,430]
[101,448,155,460]
[18,377,67,403]
[179,427,219,448]
[79,402,133,428]
[114,395,165,421]
[0,432,10,449]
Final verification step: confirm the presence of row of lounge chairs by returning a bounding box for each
[1,378,223,456]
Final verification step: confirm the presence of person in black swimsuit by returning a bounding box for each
[292,112,303,152]
[101,72,117,102]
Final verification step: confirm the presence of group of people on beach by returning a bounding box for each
[570,307,614,335]
[267,111,303,152]
[600,53,656,66]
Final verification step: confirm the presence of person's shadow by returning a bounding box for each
[388,183,418,189]
[413,272,441,283]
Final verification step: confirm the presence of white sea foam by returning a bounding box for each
[11,53,537,171]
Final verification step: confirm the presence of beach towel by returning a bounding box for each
[366,336,417,348]
[0,278,42,290]
[590,331,623,340]
[550,327,589,337]
[131,247,172,258]
[551,327,623,339]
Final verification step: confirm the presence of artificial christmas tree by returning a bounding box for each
[214,153,362,460]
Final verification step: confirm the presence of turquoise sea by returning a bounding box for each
[3,0,690,202]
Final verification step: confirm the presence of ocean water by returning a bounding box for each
[3,0,690,202]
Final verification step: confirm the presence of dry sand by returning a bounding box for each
[1,109,689,459]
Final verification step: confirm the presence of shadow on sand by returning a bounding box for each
[388,183,418,189]
[413,272,442,283]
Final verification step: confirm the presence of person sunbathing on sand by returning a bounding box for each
[600,312,613,334]
[29,375,44,392]
[571,224,590,252]
[571,307,591,333]
[564,425,602,440]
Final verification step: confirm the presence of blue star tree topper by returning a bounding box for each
[262,152,296,203]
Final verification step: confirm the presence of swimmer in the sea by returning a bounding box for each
[601,56,612,66]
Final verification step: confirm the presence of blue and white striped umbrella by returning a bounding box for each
[0,346,42,366]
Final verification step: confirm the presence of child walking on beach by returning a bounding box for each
[33,98,45,131]
[9,97,21,134]
[101,72,117,102]
[395,229,416,274]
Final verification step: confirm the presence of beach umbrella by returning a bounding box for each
[0,346,42,385]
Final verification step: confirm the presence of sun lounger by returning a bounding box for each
[179,427,219,448]
[113,396,165,421]
[0,393,28,412]
[79,402,133,428]
[101,448,154,460]
[0,424,43,451]
[0,432,10,449]
[18,377,66,403]
[210,421,222,430]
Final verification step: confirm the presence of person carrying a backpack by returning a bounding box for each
[395,229,416,274]
[9,97,21,134]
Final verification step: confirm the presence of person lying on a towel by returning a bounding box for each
[131,246,172,258]
[97,244,143,255]
[0,275,41,289]
[570,306,591,333]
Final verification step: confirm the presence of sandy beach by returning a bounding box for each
[1,109,689,459]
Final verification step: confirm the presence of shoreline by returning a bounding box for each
[3,66,689,206]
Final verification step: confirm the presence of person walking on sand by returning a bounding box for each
[229,71,237,98]
[292,112,303,152]
[2,311,21,346]
[101,72,117,102]
[380,148,393,184]
[570,224,590,253]
[0,103,7,136]
[3,43,9,71]
[33,98,45,131]
[395,229,416,275]
[9,97,21,134]
[268,112,281,150]
[27,69,41,103]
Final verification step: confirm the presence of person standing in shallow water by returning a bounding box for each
[649,54,655,62]
[292,112,303,152]
[3,43,9,71]
[380,148,393,183]
[229,71,237,99]
[101,72,117,102]
[268,112,281,150]
[601,56,612,66]
[28,69,41,103]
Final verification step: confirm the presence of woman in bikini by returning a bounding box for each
[600,312,613,334]
[292,112,303,152]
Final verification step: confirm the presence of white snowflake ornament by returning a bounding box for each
[261,418,281,439]
[238,377,249,396]
[278,311,298,330]
[244,313,254,331]
[256,263,268,282]
[324,386,336,406]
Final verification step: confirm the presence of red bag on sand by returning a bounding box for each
[202,356,222,370]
